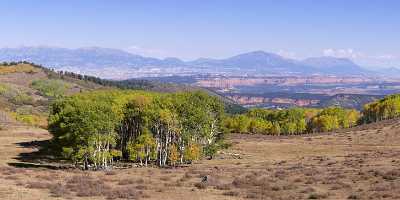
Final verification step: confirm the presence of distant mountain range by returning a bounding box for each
[373,67,400,78]
[0,46,391,79]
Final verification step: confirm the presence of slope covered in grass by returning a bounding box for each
[0,62,105,128]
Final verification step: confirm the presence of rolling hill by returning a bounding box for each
[0,62,106,128]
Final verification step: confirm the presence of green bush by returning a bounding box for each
[11,92,34,105]
[10,112,46,127]
[0,84,8,95]
[31,79,70,97]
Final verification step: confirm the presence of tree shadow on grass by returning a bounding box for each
[7,162,60,170]
[7,139,73,170]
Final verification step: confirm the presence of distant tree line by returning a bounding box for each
[223,107,360,135]
[0,61,26,66]
[54,71,157,90]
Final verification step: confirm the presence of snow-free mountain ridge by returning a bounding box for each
[0,46,381,78]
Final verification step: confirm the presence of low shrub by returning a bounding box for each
[31,79,70,97]
[222,191,240,196]
[66,174,112,197]
[105,187,139,200]
[118,179,135,185]
[104,170,117,176]
[49,183,70,197]
[194,182,207,189]
[215,184,232,190]
[11,92,34,105]
[26,181,51,189]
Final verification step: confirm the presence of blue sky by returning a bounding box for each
[0,0,399,67]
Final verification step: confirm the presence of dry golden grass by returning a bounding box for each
[0,64,41,75]
[1,119,400,199]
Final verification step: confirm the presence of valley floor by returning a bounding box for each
[1,120,400,199]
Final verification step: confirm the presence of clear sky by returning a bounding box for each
[0,0,399,67]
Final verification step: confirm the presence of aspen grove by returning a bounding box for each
[48,90,226,170]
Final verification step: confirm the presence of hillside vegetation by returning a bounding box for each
[0,62,106,128]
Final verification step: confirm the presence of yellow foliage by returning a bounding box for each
[169,144,179,165]
[0,64,41,74]
[0,84,8,94]
[184,143,201,161]
[10,112,48,128]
